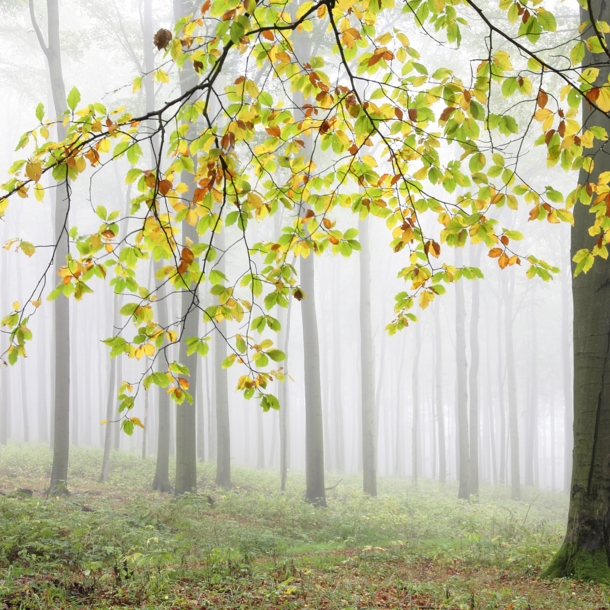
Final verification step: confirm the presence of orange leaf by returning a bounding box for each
[537,90,548,109]
[181,247,195,265]
[498,253,509,269]
[488,248,503,258]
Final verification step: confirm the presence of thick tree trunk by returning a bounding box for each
[359,217,377,496]
[455,248,470,499]
[544,0,610,581]
[561,228,574,492]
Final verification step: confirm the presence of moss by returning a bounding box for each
[542,543,610,584]
[541,542,572,579]
[573,548,610,584]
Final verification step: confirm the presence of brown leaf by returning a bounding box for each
[500,235,509,246]
[558,120,566,137]
[293,288,304,301]
[488,247,503,258]
[537,90,548,109]
[158,179,172,195]
[394,107,403,120]
[153,28,172,51]
[261,29,274,41]
[408,108,418,122]
[181,247,195,265]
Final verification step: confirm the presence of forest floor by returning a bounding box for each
[0,444,607,609]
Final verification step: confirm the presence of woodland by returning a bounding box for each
[1,0,610,607]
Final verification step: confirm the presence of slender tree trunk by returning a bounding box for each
[496,292,507,485]
[525,289,538,487]
[279,301,292,491]
[359,217,377,496]
[468,248,481,495]
[173,0,199,496]
[100,295,120,483]
[502,273,521,499]
[197,356,205,462]
[433,304,446,485]
[30,0,71,495]
[332,270,345,473]
[300,254,326,505]
[544,0,610,581]
[411,322,421,487]
[455,248,470,499]
[561,228,574,492]
[215,319,231,487]
[214,234,231,488]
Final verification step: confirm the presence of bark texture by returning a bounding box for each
[543,0,610,582]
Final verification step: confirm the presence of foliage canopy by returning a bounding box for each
[0,0,602,420]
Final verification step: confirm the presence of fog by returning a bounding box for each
[0,0,578,498]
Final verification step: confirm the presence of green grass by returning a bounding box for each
[0,443,607,608]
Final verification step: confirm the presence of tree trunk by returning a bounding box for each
[31,0,71,496]
[525,289,538,487]
[173,0,199,497]
[433,304,446,485]
[100,294,120,483]
[455,248,470,499]
[468,247,481,495]
[502,272,521,500]
[214,233,231,488]
[300,254,326,506]
[359,217,377,496]
[561,228,574,492]
[279,301,292,491]
[411,321,421,487]
[543,0,610,581]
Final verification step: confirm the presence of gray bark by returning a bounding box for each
[502,272,520,500]
[359,217,377,496]
[468,247,482,495]
[433,304,446,485]
[30,0,71,495]
[544,0,610,581]
[455,248,470,499]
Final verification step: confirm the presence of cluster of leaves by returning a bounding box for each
[0,0,605,413]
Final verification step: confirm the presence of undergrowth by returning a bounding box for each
[0,443,606,609]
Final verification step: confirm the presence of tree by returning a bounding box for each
[359,216,377,496]
[455,247,470,499]
[542,0,610,583]
[28,0,71,496]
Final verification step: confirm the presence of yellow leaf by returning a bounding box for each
[130,417,145,428]
[25,162,42,183]
[31,300,41,308]
[599,86,610,112]
[12,301,19,310]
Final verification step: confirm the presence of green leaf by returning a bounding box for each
[266,349,286,362]
[35,103,44,122]
[67,86,81,111]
